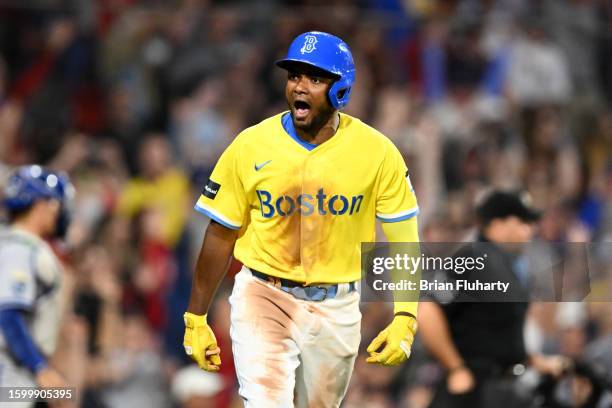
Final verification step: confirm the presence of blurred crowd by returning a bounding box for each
[1,0,612,407]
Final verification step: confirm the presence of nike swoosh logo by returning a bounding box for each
[254,160,272,171]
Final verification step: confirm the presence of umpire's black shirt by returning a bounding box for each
[437,235,530,370]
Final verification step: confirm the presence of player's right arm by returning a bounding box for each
[184,136,247,372]
[418,302,475,394]
[184,220,238,372]
[187,221,239,315]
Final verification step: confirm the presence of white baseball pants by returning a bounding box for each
[229,267,361,408]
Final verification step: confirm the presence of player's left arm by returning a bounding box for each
[367,141,420,366]
[366,218,420,366]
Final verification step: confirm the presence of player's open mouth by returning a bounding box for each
[294,100,311,120]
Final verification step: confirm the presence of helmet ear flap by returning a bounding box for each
[328,78,352,109]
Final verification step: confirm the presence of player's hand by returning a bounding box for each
[366,315,417,366]
[35,366,67,388]
[183,312,221,372]
[531,354,571,377]
[447,366,475,394]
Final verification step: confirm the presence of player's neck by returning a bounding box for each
[13,217,46,239]
[296,112,340,145]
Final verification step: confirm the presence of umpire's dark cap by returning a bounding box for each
[476,190,541,224]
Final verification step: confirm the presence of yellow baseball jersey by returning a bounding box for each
[195,112,418,284]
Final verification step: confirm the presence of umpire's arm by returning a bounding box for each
[418,302,464,371]
[419,302,475,393]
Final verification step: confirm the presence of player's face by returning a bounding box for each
[285,64,336,132]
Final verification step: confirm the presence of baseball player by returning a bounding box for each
[0,165,73,406]
[184,31,420,407]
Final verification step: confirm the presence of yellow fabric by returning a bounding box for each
[381,218,420,317]
[366,315,418,365]
[194,112,419,284]
[183,312,221,371]
[117,168,190,246]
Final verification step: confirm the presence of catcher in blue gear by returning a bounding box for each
[0,165,74,407]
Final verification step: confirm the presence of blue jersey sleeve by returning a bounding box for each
[0,309,47,373]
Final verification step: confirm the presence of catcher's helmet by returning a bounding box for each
[3,165,74,236]
[276,31,355,110]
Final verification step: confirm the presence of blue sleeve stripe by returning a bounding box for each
[194,204,241,230]
[0,309,46,373]
[377,208,420,223]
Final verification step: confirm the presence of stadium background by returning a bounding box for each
[0,0,612,406]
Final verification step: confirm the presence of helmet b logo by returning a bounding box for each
[300,35,318,54]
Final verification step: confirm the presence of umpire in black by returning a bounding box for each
[419,190,568,408]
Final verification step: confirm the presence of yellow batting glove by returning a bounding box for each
[183,312,221,372]
[366,314,418,366]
